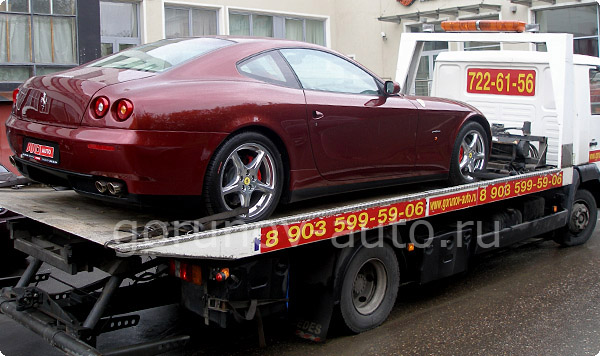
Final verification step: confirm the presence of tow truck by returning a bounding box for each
[1,21,599,355]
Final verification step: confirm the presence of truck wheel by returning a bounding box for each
[449,122,488,185]
[554,189,597,246]
[204,132,284,223]
[339,243,399,333]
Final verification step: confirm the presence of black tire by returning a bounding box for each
[553,189,597,247]
[339,243,400,333]
[449,121,489,186]
[203,132,284,223]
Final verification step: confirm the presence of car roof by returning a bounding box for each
[191,35,328,53]
[159,36,383,83]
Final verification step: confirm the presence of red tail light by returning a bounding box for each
[169,260,202,285]
[115,99,134,121]
[12,88,19,103]
[180,262,189,281]
[93,96,110,118]
[215,268,230,282]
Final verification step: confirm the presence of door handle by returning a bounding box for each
[312,110,324,120]
[590,140,598,147]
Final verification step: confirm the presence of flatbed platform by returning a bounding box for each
[0,167,567,260]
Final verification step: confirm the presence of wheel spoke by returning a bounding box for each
[255,181,274,195]
[459,156,469,169]
[468,162,475,172]
[475,152,486,160]
[231,152,245,174]
[221,181,240,197]
[461,141,469,152]
[248,150,265,173]
[468,133,479,149]
[239,192,251,208]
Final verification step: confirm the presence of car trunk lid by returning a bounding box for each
[15,67,154,128]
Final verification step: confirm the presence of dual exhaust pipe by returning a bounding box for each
[95,180,123,196]
[8,156,124,196]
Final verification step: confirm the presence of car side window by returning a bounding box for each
[280,48,379,95]
[238,51,300,89]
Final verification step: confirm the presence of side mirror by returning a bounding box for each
[384,81,400,95]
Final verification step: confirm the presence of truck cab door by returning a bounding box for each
[580,66,600,168]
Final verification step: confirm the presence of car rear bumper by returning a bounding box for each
[6,115,228,197]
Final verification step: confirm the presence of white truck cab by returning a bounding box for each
[432,50,600,170]
[396,29,600,172]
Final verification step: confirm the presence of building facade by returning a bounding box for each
[0,0,598,97]
[0,0,100,97]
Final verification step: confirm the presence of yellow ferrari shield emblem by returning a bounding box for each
[244,177,251,185]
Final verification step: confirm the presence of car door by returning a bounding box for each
[280,48,419,181]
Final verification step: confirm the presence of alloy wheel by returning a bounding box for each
[219,143,277,220]
[458,130,486,181]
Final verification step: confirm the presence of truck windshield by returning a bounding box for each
[89,38,234,73]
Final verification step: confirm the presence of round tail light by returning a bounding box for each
[115,99,134,121]
[12,88,19,103]
[93,96,110,118]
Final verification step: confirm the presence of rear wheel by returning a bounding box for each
[449,122,488,186]
[203,132,283,223]
[338,243,399,333]
[553,189,597,246]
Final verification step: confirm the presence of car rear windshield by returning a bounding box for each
[89,38,234,73]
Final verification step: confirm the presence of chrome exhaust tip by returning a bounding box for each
[95,180,108,194]
[8,155,16,167]
[107,182,123,195]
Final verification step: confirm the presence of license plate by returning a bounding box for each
[22,138,60,164]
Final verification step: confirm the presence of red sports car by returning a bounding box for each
[6,37,490,222]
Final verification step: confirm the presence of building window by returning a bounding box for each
[535,4,599,57]
[229,13,272,37]
[286,18,325,46]
[165,6,217,38]
[229,12,326,46]
[0,0,77,83]
[100,1,140,56]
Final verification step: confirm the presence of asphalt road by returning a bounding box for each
[2,227,600,356]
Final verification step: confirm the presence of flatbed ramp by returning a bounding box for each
[0,167,568,259]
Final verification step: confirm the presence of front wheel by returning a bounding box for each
[203,132,284,223]
[553,189,597,246]
[449,122,489,186]
[338,243,399,333]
